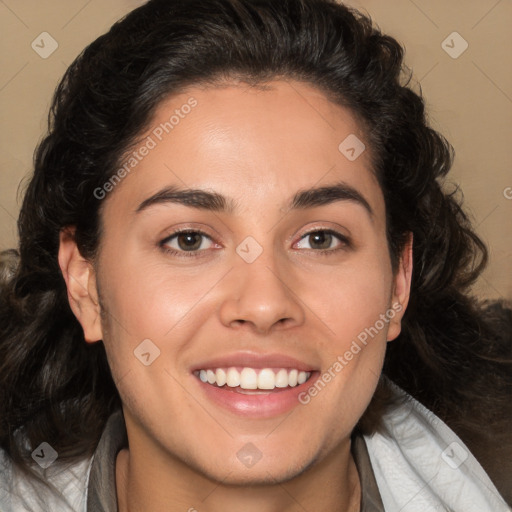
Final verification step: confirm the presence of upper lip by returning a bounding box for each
[191,351,317,372]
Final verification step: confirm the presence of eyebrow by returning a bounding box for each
[135,180,374,218]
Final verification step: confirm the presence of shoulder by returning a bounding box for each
[0,443,92,512]
[363,379,511,512]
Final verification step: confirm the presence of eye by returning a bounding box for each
[295,229,350,254]
[159,227,350,258]
[160,230,216,257]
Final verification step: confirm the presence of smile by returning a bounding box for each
[194,367,313,390]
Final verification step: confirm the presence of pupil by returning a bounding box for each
[311,232,331,249]
[178,233,201,251]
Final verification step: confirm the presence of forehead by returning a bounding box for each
[103,79,385,223]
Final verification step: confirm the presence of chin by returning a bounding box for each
[193,454,318,487]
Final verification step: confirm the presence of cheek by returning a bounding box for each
[96,257,226,377]
[311,256,394,343]
[102,258,216,332]
[95,259,205,424]
[298,254,393,414]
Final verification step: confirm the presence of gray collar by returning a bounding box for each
[86,410,126,511]
[86,410,384,512]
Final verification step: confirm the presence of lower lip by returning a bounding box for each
[194,373,318,418]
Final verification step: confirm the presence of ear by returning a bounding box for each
[58,228,103,343]
[386,232,413,342]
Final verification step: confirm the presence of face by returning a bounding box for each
[62,79,411,485]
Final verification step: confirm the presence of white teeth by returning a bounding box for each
[240,368,258,389]
[275,369,289,388]
[206,369,216,384]
[215,368,227,387]
[257,368,275,390]
[197,367,312,390]
[226,367,240,387]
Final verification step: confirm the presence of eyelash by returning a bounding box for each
[159,228,351,258]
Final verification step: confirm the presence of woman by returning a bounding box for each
[0,0,510,510]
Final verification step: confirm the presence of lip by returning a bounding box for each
[193,371,319,418]
[190,351,319,419]
[190,351,317,372]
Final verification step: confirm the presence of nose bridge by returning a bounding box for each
[219,236,305,333]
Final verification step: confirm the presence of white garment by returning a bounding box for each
[0,450,91,512]
[364,381,511,512]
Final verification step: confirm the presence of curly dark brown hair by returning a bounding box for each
[1,0,510,500]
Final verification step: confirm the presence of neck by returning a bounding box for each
[116,436,361,512]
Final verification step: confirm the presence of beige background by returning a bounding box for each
[0,0,510,300]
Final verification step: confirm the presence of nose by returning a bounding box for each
[218,249,305,335]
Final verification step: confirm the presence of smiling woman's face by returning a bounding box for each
[63,79,411,486]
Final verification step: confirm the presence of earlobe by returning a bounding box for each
[387,233,413,342]
[58,228,103,343]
